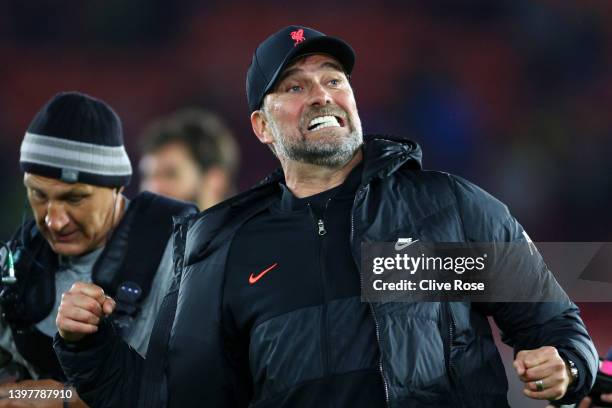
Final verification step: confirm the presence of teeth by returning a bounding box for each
[308,115,340,131]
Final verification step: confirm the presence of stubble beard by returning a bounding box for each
[266,109,363,169]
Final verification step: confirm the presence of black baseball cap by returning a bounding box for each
[246,25,356,113]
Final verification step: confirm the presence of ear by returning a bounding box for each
[203,166,228,188]
[250,109,274,146]
[200,166,231,205]
[113,186,124,204]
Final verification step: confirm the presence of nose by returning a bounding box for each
[45,202,70,232]
[308,83,333,106]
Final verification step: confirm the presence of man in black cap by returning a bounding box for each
[0,92,196,406]
[54,27,597,407]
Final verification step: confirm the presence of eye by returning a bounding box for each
[162,168,179,180]
[287,84,303,93]
[329,78,342,87]
[30,189,46,202]
[66,196,85,204]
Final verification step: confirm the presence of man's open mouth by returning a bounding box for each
[307,115,345,131]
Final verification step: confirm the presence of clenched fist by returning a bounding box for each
[513,346,573,401]
[56,282,116,342]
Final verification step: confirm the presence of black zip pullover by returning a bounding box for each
[223,164,386,406]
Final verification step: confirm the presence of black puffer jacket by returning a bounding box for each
[54,135,597,408]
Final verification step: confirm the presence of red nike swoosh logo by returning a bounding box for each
[249,263,278,285]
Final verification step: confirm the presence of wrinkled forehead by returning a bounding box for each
[280,53,346,81]
[23,172,96,194]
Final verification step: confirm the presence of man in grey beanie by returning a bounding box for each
[0,92,196,406]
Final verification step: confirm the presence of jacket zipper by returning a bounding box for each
[350,187,390,407]
[308,199,332,398]
[449,313,455,371]
[369,304,390,405]
[447,304,460,407]
[318,219,327,235]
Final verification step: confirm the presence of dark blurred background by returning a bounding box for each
[0,1,610,405]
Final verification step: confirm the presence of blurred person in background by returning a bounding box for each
[138,108,239,210]
[53,26,597,407]
[0,92,196,407]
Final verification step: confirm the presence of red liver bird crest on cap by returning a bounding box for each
[290,29,305,46]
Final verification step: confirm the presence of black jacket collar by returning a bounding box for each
[254,134,422,191]
[360,134,422,183]
[278,161,363,212]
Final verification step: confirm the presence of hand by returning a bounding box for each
[513,346,572,401]
[56,282,115,342]
[0,379,88,407]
